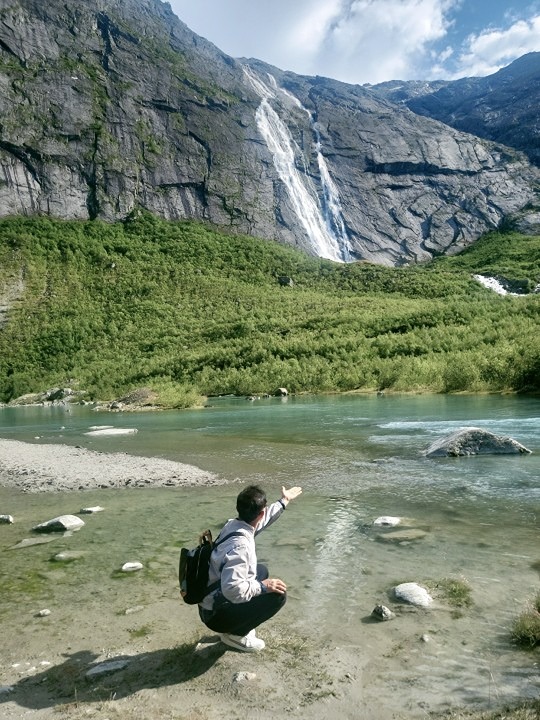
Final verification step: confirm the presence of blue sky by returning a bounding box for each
[166,0,540,84]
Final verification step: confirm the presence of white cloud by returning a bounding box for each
[284,0,459,84]
[450,14,540,78]
[168,0,540,83]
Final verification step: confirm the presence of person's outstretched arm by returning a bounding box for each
[280,486,302,506]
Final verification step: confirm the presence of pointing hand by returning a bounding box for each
[281,486,302,505]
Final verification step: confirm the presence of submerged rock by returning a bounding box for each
[11,536,56,549]
[371,604,396,621]
[393,582,433,608]
[121,562,143,572]
[84,428,138,436]
[52,551,86,562]
[32,515,85,533]
[376,529,427,543]
[425,427,531,457]
[373,516,401,527]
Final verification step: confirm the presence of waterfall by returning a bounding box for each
[243,67,351,263]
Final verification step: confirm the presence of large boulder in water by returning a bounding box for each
[425,427,531,457]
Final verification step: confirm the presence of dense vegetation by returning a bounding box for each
[0,213,538,406]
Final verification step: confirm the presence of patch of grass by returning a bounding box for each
[511,590,540,648]
[438,700,540,719]
[432,576,474,609]
[128,624,152,639]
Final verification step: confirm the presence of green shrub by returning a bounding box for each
[0,216,538,403]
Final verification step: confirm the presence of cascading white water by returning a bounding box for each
[243,67,351,263]
[315,132,352,262]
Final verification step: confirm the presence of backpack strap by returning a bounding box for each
[204,530,246,598]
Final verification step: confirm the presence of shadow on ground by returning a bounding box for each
[1,636,226,710]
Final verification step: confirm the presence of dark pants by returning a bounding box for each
[199,564,286,637]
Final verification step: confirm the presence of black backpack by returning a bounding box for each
[178,529,243,604]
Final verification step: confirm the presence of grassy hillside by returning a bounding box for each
[0,213,539,406]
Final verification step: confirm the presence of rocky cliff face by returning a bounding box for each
[0,0,539,265]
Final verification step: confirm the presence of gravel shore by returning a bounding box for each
[0,438,224,492]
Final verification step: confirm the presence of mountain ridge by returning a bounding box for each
[371,52,540,168]
[0,0,539,265]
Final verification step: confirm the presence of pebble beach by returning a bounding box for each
[0,438,223,493]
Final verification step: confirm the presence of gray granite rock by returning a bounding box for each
[425,427,532,457]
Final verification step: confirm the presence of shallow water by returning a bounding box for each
[0,394,539,714]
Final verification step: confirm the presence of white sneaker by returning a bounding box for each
[220,630,265,652]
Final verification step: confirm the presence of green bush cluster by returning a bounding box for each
[0,214,538,404]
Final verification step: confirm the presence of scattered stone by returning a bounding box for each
[32,515,85,533]
[376,529,427,543]
[85,659,130,678]
[52,550,85,562]
[79,506,104,514]
[425,427,531,457]
[373,516,401,526]
[232,671,257,683]
[421,634,430,643]
[121,562,143,572]
[124,605,145,615]
[393,582,433,608]
[371,604,396,621]
[276,387,288,396]
[35,609,51,617]
[0,514,14,524]
[194,640,219,654]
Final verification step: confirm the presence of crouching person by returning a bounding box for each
[198,484,302,652]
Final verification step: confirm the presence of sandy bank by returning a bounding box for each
[0,438,224,492]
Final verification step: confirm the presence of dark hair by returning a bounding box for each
[236,485,267,523]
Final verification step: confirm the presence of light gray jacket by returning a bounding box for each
[199,499,285,611]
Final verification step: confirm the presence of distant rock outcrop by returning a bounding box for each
[425,427,532,457]
[372,52,540,169]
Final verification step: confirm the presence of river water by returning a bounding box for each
[0,393,538,715]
